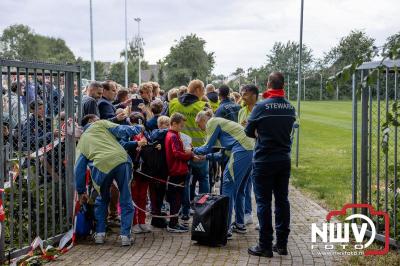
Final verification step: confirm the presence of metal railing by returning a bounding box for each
[352,59,400,248]
[0,59,81,262]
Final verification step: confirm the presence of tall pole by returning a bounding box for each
[295,0,304,168]
[124,0,128,87]
[89,0,95,81]
[134,18,142,85]
[319,73,323,100]
[336,82,339,100]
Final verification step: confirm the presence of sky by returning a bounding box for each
[0,0,399,76]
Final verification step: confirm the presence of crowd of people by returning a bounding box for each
[1,71,296,258]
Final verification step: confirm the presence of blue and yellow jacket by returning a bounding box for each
[194,117,254,155]
[75,120,143,193]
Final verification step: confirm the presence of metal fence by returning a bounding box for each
[352,59,400,248]
[0,59,81,261]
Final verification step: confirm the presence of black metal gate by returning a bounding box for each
[0,59,81,261]
[352,59,400,248]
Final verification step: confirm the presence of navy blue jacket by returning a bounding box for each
[245,97,296,163]
[214,98,241,122]
[98,97,125,123]
[82,95,100,117]
[145,115,160,132]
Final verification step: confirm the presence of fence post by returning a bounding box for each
[360,72,369,216]
[65,71,75,227]
[0,66,5,263]
[352,73,358,215]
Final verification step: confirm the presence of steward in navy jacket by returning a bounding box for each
[245,96,296,163]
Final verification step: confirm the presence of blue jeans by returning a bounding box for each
[92,162,134,236]
[252,160,291,249]
[221,151,253,228]
[244,170,253,215]
[182,173,191,216]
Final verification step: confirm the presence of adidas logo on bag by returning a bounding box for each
[194,222,206,232]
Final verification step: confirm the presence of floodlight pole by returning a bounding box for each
[124,0,128,87]
[295,0,304,168]
[90,0,95,81]
[135,17,142,85]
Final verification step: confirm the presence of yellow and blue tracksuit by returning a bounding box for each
[238,106,255,218]
[194,117,255,228]
[75,120,143,236]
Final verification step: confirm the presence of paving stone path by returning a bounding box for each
[49,185,343,265]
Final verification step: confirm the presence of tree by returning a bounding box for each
[266,41,313,77]
[163,34,215,88]
[76,58,108,81]
[0,24,75,63]
[321,30,375,100]
[108,60,147,86]
[231,68,245,76]
[383,32,400,59]
[109,61,136,85]
[157,60,166,88]
[323,30,375,72]
[0,24,34,59]
[120,36,144,61]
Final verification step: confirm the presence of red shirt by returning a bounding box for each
[165,129,193,176]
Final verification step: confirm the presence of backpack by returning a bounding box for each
[139,129,168,179]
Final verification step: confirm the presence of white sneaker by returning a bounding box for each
[139,224,152,233]
[120,235,132,246]
[244,214,253,225]
[94,232,105,244]
[132,224,144,234]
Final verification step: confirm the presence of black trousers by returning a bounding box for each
[252,160,291,249]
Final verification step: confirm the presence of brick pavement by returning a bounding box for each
[49,185,342,265]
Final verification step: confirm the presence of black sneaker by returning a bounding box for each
[231,223,247,234]
[181,214,190,221]
[151,217,167,228]
[272,244,288,255]
[167,223,189,233]
[227,231,233,240]
[248,245,273,258]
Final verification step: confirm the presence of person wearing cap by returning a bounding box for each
[245,72,296,258]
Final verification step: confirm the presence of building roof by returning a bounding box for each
[357,59,400,70]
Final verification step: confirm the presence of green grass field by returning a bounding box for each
[290,101,354,210]
[291,101,400,265]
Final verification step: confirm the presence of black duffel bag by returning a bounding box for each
[191,193,229,246]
